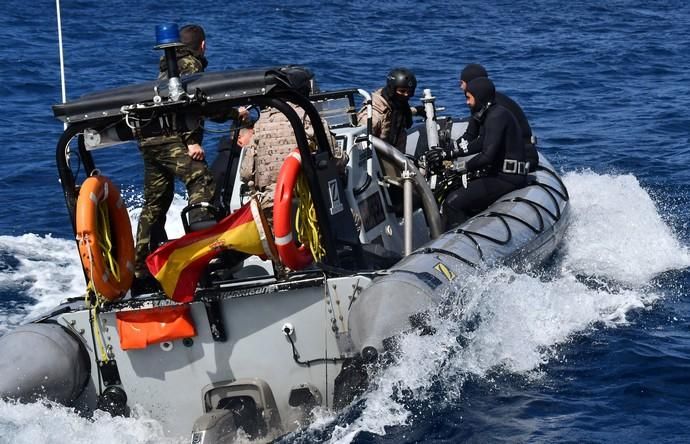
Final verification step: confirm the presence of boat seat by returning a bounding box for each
[360,243,402,269]
[187,219,218,232]
[181,202,221,234]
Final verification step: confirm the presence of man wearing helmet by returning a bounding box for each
[358,67,419,152]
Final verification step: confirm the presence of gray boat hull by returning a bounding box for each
[0,323,90,405]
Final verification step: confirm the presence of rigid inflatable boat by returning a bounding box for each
[0,57,569,442]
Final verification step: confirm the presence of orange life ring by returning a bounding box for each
[273,148,314,270]
[76,175,135,300]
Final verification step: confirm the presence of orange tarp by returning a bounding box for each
[116,305,196,350]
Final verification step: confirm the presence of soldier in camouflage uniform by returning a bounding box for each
[156,29,207,80]
[239,102,343,218]
[133,25,246,291]
[357,68,422,213]
[357,68,419,153]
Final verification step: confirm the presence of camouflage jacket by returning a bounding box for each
[357,88,408,152]
[240,104,343,203]
[157,47,208,79]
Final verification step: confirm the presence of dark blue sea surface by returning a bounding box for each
[1,1,690,443]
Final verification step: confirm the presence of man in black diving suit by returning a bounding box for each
[425,77,529,227]
[459,63,538,171]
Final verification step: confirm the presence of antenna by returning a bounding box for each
[55,0,67,129]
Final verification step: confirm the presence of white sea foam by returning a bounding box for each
[0,400,182,444]
[0,234,83,331]
[323,268,660,443]
[451,268,656,376]
[561,170,690,284]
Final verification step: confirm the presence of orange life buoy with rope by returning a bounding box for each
[76,175,135,301]
[273,148,314,270]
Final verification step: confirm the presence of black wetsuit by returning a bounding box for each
[443,103,528,227]
[461,91,538,171]
[495,91,538,171]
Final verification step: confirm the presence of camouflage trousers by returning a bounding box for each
[134,141,215,277]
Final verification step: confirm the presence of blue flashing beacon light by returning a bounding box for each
[154,23,184,49]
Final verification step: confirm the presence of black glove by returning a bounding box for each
[423,147,450,173]
[414,105,426,119]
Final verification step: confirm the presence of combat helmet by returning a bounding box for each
[386,68,417,96]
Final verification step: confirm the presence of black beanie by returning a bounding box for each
[466,77,496,106]
[461,63,489,83]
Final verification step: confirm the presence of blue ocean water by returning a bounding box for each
[1,1,690,443]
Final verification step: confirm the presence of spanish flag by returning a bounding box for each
[146,199,275,302]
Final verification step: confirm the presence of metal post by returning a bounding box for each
[154,24,185,101]
[371,136,443,239]
[357,89,374,178]
[55,0,67,130]
[422,89,439,148]
[402,166,415,256]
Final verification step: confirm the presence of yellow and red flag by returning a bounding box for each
[146,201,273,302]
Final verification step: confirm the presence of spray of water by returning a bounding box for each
[0,234,83,331]
[561,170,690,284]
[0,400,182,444]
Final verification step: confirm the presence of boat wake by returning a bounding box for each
[0,399,183,444]
[0,234,83,334]
[561,170,689,285]
[0,171,688,443]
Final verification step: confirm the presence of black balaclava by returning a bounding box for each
[383,82,411,104]
[382,85,413,128]
[460,63,488,85]
[466,77,496,114]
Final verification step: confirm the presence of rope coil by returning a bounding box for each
[295,172,325,262]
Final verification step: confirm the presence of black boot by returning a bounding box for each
[130,274,161,296]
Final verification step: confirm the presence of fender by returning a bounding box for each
[273,149,313,270]
[76,175,135,300]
